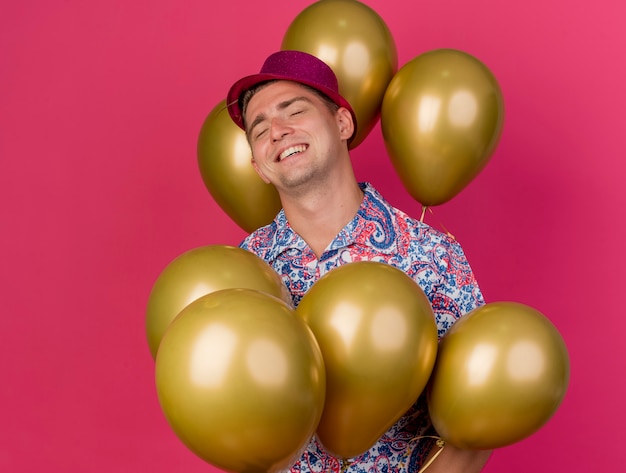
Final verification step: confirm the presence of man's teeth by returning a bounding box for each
[279,145,306,160]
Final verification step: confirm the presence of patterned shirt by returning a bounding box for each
[240,182,484,472]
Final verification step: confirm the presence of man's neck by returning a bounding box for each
[282,178,364,259]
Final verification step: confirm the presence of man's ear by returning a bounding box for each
[251,158,271,184]
[336,107,355,140]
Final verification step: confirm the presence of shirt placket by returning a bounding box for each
[302,249,321,282]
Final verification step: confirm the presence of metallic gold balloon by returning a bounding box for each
[281,0,398,148]
[427,302,570,450]
[296,261,438,458]
[381,49,504,206]
[197,100,281,232]
[145,245,291,359]
[156,288,325,473]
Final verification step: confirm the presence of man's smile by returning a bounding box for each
[278,144,308,161]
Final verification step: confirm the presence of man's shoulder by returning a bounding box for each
[239,211,302,262]
[361,183,426,226]
[361,183,461,250]
[238,219,279,261]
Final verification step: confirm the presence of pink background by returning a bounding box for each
[2,0,624,471]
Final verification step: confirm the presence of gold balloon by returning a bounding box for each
[145,245,291,359]
[155,288,325,473]
[197,100,281,232]
[427,302,570,450]
[281,0,398,148]
[296,261,438,458]
[381,49,504,206]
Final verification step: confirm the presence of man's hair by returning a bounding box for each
[239,80,340,131]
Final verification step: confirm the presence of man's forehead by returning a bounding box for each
[248,81,315,107]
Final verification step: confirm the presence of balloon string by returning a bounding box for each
[415,436,446,473]
[394,435,444,472]
[339,436,444,473]
[419,206,455,240]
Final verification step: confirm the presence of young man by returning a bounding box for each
[227,50,491,472]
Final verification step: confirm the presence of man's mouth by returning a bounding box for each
[278,145,307,161]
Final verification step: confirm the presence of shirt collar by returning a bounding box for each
[265,182,397,261]
[327,182,398,255]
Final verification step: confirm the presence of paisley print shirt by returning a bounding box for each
[240,182,484,472]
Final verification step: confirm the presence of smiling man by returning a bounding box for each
[226,50,490,473]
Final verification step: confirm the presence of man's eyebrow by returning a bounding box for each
[247,96,313,135]
[277,96,313,110]
[248,113,267,136]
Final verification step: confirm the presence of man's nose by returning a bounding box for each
[270,117,292,141]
